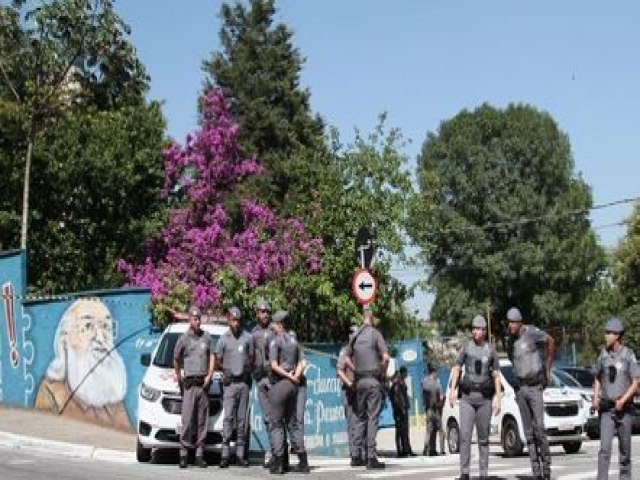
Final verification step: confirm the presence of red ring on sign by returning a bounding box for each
[351,268,377,305]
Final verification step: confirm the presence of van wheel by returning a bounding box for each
[501,417,523,457]
[562,441,581,454]
[447,419,460,454]
[136,439,152,463]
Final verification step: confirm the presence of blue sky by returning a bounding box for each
[116,1,640,317]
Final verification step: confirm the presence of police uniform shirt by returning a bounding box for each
[508,325,546,381]
[337,346,355,384]
[252,324,273,372]
[216,329,254,376]
[595,345,640,401]
[422,376,441,410]
[346,325,388,374]
[456,340,498,385]
[269,332,304,371]
[174,329,213,377]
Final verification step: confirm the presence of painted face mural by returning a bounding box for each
[34,298,131,430]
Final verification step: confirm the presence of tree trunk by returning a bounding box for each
[20,119,35,250]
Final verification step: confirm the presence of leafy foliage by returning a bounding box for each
[409,104,605,341]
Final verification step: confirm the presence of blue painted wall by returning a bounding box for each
[0,250,424,455]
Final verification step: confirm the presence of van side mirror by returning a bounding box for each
[141,353,151,367]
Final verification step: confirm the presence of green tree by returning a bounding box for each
[202,0,325,209]
[0,0,149,249]
[612,204,640,351]
[409,104,605,341]
[0,0,165,293]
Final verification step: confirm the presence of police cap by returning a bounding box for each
[255,298,270,311]
[472,315,487,329]
[188,305,202,318]
[604,317,624,334]
[228,306,242,320]
[272,310,288,323]
[506,307,523,322]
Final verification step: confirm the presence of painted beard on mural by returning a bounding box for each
[34,298,131,430]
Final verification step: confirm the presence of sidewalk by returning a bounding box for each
[0,406,437,461]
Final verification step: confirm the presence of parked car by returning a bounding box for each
[136,319,244,462]
[559,365,640,435]
[553,368,598,439]
[442,358,587,457]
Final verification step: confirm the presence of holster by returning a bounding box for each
[599,399,616,412]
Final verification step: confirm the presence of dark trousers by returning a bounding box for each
[394,411,411,455]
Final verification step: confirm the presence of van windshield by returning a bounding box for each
[153,332,219,368]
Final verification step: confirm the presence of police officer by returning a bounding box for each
[216,306,254,468]
[391,366,414,457]
[268,310,309,474]
[337,325,362,466]
[347,305,390,470]
[506,307,556,480]
[251,298,274,468]
[173,305,215,469]
[449,315,501,480]
[289,329,309,463]
[422,365,445,456]
[592,318,640,480]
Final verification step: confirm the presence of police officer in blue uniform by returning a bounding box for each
[216,306,254,468]
[449,315,501,480]
[592,318,640,480]
[506,307,556,480]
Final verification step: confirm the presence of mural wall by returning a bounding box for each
[0,249,425,455]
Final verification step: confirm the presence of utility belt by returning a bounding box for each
[223,371,251,386]
[355,370,382,382]
[183,375,206,389]
[269,367,295,385]
[599,398,633,413]
[459,377,495,398]
[516,371,544,388]
[253,364,271,381]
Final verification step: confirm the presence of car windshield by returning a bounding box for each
[562,368,595,388]
[153,332,219,368]
[553,369,582,388]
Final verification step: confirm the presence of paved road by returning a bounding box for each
[1,438,637,479]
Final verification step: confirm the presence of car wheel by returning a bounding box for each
[447,419,460,454]
[501,417,523,457]
[562,441,581,454]
[136,439,152,463]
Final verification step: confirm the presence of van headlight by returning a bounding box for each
[140,382,161,402]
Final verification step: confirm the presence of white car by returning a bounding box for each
[136,320,244,462]
[442,358,587,457]
[553,367,598,439]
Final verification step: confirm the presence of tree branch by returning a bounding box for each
[0,58,21,102]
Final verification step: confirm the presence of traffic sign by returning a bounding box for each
[351,268,377,305]
[354,226,375,268]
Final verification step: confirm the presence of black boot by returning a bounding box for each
[195,456,207,468]
[350,456,365,467]
[269,455,284,475]
[366,457,385,470]
[236,456,249,468]
[219,457,229,469]
[282,449,290,472]
[179,455,188,469]
[264,454,273,469]
[459,474,470,480]
[295,452,310,473]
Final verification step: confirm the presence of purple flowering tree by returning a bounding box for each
[118,90,322,325]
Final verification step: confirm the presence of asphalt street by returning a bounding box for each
[0,438,637,480]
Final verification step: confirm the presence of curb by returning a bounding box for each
[0,430,135,464]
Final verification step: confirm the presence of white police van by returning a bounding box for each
[442,358,587,457]
[136,319,248,462]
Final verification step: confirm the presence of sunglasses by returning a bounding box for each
[258,309,270,313]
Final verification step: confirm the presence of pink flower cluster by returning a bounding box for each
[118,90,323,309]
